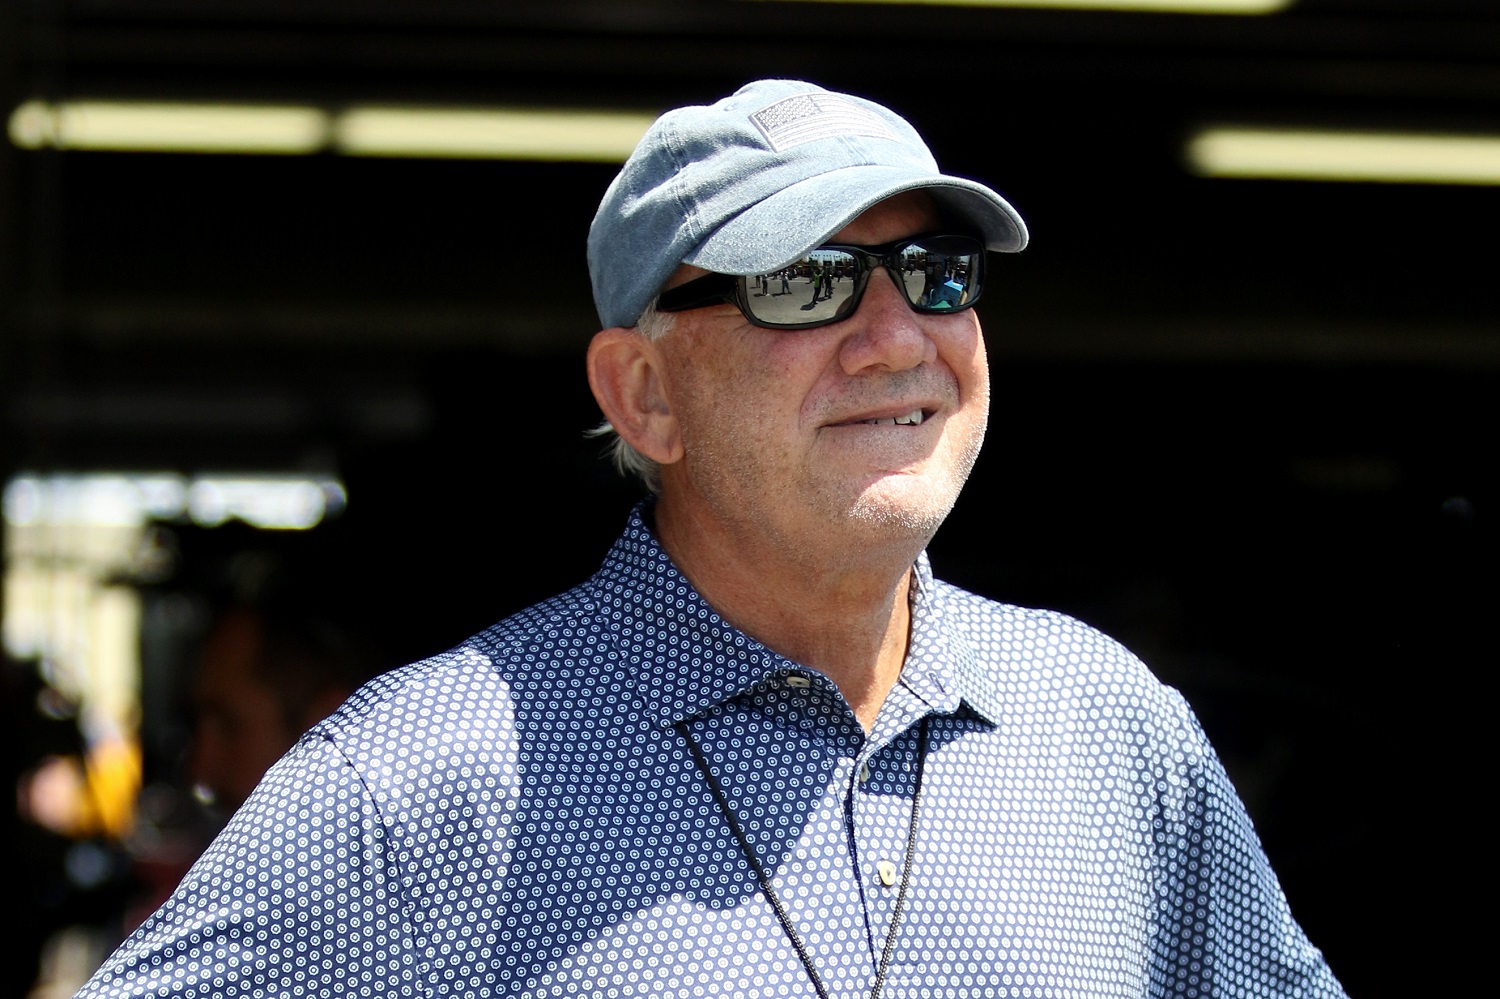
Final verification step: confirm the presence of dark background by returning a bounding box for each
[3,1,1495,995]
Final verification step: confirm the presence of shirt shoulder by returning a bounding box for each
[924,576,1204,747]
[928,576,1146,675]
[313,580,612,772]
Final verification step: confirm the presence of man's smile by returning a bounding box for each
[859,408,926,426]
[823,401,942,430]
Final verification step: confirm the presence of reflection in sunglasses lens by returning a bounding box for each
[743,237,982,327]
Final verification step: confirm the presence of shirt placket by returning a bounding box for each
[847,717,925,969]
[684,668,882,997]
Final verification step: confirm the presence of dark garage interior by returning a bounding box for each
[2,1,1494,995]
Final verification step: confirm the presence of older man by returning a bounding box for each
[73,79,1347,999]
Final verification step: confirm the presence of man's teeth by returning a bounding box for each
[863,409,925,426]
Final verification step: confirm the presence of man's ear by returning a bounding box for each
[586,328,684,465]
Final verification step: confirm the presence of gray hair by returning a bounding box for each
[585,299,677,495]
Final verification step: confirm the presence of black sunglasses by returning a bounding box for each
[655,233,986,331]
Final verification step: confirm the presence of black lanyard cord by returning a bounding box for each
[873,715,930,995]
[677,716,932,999]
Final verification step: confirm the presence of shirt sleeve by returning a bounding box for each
[72,731,422,998]
[1150,699,1349,999]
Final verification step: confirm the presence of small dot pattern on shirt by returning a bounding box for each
[74,501,1348,998]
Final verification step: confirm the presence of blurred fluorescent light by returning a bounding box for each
[1187,127,1500,185]
[186,476,346,530]
[4,472,347,530]
[746,0,1290,12]
[335,107,657,162]
[8,99,656,162]
[8,100,327,154]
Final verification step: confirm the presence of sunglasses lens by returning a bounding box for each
[741,253,861,327]
[738,235,985,328]
[895,236,983,312]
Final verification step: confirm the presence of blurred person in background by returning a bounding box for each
[15,523,394,997]
[185,589,375,817]
[6,655,138,999]
[118,529,391,931]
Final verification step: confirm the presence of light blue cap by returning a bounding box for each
[588,78,1029,329]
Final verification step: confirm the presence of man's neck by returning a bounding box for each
[652,499,921,732]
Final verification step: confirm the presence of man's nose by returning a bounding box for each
[838,269,938,375]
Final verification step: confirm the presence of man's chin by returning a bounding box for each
[843,473,961,538]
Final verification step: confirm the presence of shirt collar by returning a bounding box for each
[899,553,1003,726]
[592,501,1002,729]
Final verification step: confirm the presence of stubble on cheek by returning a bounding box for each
[667,322,992,557]
[843,409,987,535]
[835,352,990,535]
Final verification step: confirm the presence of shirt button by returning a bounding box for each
[876,860,898,886]
[786,675,811,690]
[858,764,871,783]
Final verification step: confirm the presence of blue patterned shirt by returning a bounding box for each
[76,503,1346,998]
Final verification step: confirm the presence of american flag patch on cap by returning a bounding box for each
[749,93,900,152]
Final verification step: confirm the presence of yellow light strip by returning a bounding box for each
[7,100,657,162]
[335,107,657,162]
[742,0,1291,13]
[8,100,327,154]
[1186,127,1500,186]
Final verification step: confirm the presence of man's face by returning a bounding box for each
[653,191,990,565]
[187,607,300,814]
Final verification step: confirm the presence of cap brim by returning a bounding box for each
[683,165,1028,277]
